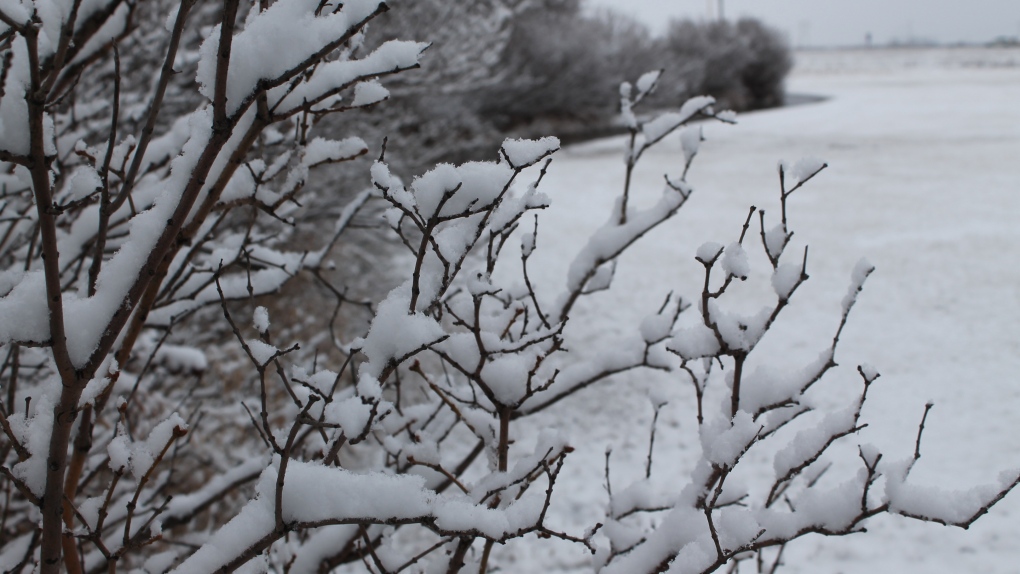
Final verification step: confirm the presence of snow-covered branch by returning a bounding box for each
[0,3,1014,574]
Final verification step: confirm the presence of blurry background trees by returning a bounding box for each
[468,2,793,147]
[344,0,793,170]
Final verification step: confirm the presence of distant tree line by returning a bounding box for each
[478,3,793,138]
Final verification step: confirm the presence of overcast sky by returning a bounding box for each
[585,0,1020,46]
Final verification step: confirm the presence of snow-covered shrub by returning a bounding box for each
[0,1,427,571]
[0,2,1016,574]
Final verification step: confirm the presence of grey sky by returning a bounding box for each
[586,0,1020,46]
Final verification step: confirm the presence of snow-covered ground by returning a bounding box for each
[498,46,1020,572]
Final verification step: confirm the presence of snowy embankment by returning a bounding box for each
[497,47,1020,572]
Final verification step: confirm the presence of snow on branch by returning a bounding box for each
[0,4,1014,574]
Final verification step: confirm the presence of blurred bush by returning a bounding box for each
[472,6,793,140]
[662,17,793,111]
[474,5,657,131]
[331,3,793,166]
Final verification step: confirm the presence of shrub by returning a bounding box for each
[474,5,657,131]
[663,17,793,110]
[473,10,792,143]
[0,2,1013,574]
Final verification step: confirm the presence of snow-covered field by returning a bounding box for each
[500,46,1020,572]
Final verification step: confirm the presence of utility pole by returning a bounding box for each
[706,0,724,20]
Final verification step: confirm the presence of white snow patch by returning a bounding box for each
[501,137,559,168]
